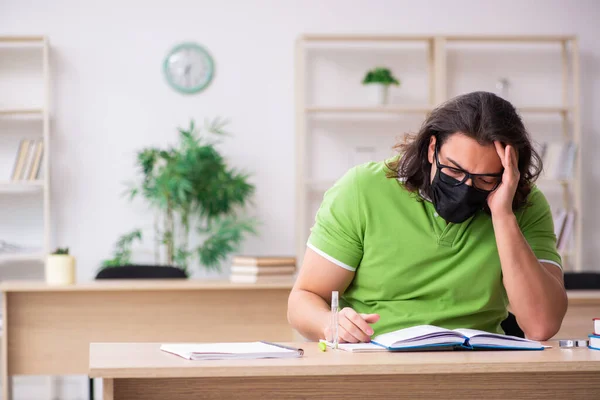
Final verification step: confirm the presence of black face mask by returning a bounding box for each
[430,168,490,224]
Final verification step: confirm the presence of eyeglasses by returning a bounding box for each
[434,147,502,192]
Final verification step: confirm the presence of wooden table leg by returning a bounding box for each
[102,378,113,400]
[2,292,11,400]
[1,373,11,400]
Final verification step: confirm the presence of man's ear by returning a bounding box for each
[427,135,437,164]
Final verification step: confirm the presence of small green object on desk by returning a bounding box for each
[318,341,327,352]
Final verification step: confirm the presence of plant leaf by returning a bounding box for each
[196,215,257,271]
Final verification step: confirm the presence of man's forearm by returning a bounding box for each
[287,289,331,341]
[493,213,567,340]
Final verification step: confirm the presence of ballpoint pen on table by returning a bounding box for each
[331,291,339,349]
[259,341,304,356]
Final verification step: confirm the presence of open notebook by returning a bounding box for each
[160,341,304,360]
[323,325,544,352]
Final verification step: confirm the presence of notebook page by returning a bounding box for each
[466,336,543,349]
[386,335,466,349]
[161,342,297,357]
[453,329,534,342]
[372,325,461,347]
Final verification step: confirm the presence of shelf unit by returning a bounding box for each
[0,252,44,264]
[295,34,582,271]
[305,105,434,114]
[0,109,44,117]
[0,36,51,263]
[0,36,46,44]
[517,107,572,114]
[0,180,45,194]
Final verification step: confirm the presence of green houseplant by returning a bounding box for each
[101,118,257,276]
[362,67,400,105]
[101,230,142,268]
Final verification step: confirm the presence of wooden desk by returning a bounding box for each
[1,280,294,400]
[2,282,598,400]
[557,291,600,338]
[89,342,600,400]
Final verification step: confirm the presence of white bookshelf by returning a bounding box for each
[0,109,44,117]
[517,106,572,114]
[0,36,51,264]
[536,177,573,185]
[0,180,45,194]
[305,105,434,114]
[0,36,45,43]
[0,252,44,264]
[304,105,570,115]
[295,34,582,271]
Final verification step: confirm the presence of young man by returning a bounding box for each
[288,91,567,342]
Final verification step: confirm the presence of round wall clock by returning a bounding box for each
[163,42,214,94]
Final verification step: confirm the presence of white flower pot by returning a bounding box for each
[366,84,390,105]
[45,255,76,285]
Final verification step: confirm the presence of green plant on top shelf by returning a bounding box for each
[362,67,400,86]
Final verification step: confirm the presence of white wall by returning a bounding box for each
[1,0,599,398]
[2,0,599,282]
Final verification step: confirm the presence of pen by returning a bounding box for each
[331,291,339,349]
[260,341,304,356]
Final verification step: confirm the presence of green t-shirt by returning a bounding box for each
[307,161,562,336]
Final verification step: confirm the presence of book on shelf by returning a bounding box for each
[10,139,44,181]
[558,210,575,253]
[230,265,296,275]
[539,141,577,181]
[160,341,303,360]
[322,325,544,352]
[229,274,295,284]
[232,255,296,267]
[594,318,599,336]
[229,255,296,283]
[21,140,36,180]
[553,208,568,239]
[27,141,44,180]
[553,208,576,253]
[10,139,30,180]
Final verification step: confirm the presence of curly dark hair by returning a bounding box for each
[386,91,542,211]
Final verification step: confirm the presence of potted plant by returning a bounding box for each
[46,247,76,284]
[97,230,188,279]
[98,118,257,277]
[362,67,400,105]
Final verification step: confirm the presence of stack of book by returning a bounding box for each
[552,208,576,253]
[589,318,599,351]
[10,139,44,181]
[229,256,296,283]
[538,141,577,181]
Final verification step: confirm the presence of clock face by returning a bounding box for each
[163,43,214,94]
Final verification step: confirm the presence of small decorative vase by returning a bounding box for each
[45,254,76,284]
[366,84,389,105]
